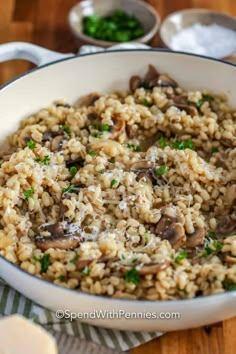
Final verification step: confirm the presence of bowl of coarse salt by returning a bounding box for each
[159,8,236,62]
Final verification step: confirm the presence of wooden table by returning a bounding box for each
[0,1,235,353]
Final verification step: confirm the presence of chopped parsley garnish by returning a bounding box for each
[155,165,169,176]
[33,254,51,273]
[222,280,236,291]
[121,254,126,260]
[175,251,188,264]
[23,187,34,200]
[195,94,214,109]
[62,184,75,194]
[211,147,219,153]
[125,267,140,285]
[91,132,101,138]
[132,258,138,263]
[81,266,91,275]
[158,135,167,148]
[69,254,79,264]
[69,166,78,177]
[208,231,216,240]
[26,140,36,149]
[57,275,66,281]
[110,179,118,187]
[88,150,96,156]
[178,288,189,295]
[101,124,111,132]
[142,99,152,107]
[127,143,141,152]
[35,155,50,165]
[201,240,223,257]
[61,125,71,136]
[196,100,203,108]
[172,139,194,150]
[98,169,105,174]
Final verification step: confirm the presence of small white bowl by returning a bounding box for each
[68,0,160,47]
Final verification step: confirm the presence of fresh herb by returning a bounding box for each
[201,240,223,257]
[35,155,50,165]
[222,280,236,291]
[61,125,71,136]
[83,9,144,43]
[93,124,99,129]
[91,132,101,138]
[202,245,213,257]
[158,135,167,148]
[121,254,126,260]
[202,94,214,102]
[33,254,51,273]
[109,157,115,164]
[57,275,66,281]
[208,231,216,240]
[155,165,169,176]
[26,140,36,149]
[127,144,141,152]
[178,288,188,295]
[23,187,34,200]
[175,251,188,264]
[88,150,96,156]
[98,169,105,174]
[172,139,194,150]
[110,179,118,187]
[125,267,140,285]
[142,99,152,107]
[62,184,75,194]
[196,100,203,108]
[101,124,111,132]
[132,258,138,263]
[211,147,219,153]
[69,254,79,264]
[81,266,91,275]
[69,166,78,177]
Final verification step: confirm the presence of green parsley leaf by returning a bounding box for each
[222,280,236,291]
[69,166,78,177]
[172,139,194,150]
[33,254,51,273]
[211,147,219,153]
[127,144,141,152]
[132,258,138,263]
[91,132,101,138]
[101,124,111,132]
[196,100,203,108]
[201,240,222,257]
[202,245,213,258]
[26,140,36,149]
[175,251,188,264]
[88,150,96,156]
[35,155,50,165]
[142,99,152,107]
[202,94,214,102]
[57,275,66,281]
[155,165,169,176]
[208,231,216,240]
[121,254,125,260]
[62,184,75,194]
[125,267,140,285]
[98,169,105,174]
[23,187,34,200]
[81,266,91,275]
[159,135,167,148]
[61,125,71,136]
[69,254,79,264]
[110,179,118,187]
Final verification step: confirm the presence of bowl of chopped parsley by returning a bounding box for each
[68,0,160,47]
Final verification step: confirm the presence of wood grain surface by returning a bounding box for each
[0,1,235,353]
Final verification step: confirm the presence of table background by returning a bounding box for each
[0,1,235,353]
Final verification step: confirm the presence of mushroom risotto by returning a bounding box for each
[0,65,236,300]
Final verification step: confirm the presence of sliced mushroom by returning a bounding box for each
[35,234,81,251]
[42,131,59,142]
[119,260,169,275]
[144,64,159,85]
[216,216,236,236]
[79,93,100,107]
[172,103,198,117]
[172,95,188,105]
[0,154,11,161]
[224,254,236,264]
[130,160,153,171]
[56,103,71,108]
[129,75,142,92]
[41,223,64,238]
[87,112,99,120]
[136,171,153,185]
[157,74,178,88]
[51,135,64,152]
[185,227,206,248]
[76,259,93,270]
[110,116,126,140]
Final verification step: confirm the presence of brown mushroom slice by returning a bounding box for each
[35,234,81,251]
[65,158,84,168]
[224,184,236,207]
[76,259,93,270]
[157,74,178,88]
[155,208,185,232]
[144,64,159,84]
[79,93,100,107]
[185,228,206,248]
[159,223,186,249]
[0,154,11,161]
[120,261,169,275]
[136,171,153,186]
[216,216,236,236]
[225,254,236,264]
[129,75,142,92]
[56,103,71,108]
[110,116,126,139]
[172,103,198,117]
[172,95,188,105]
[51,135,64,152]
[41,223,65,238]
[130,160,153,171]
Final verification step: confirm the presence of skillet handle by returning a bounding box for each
[0,42,73,66]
